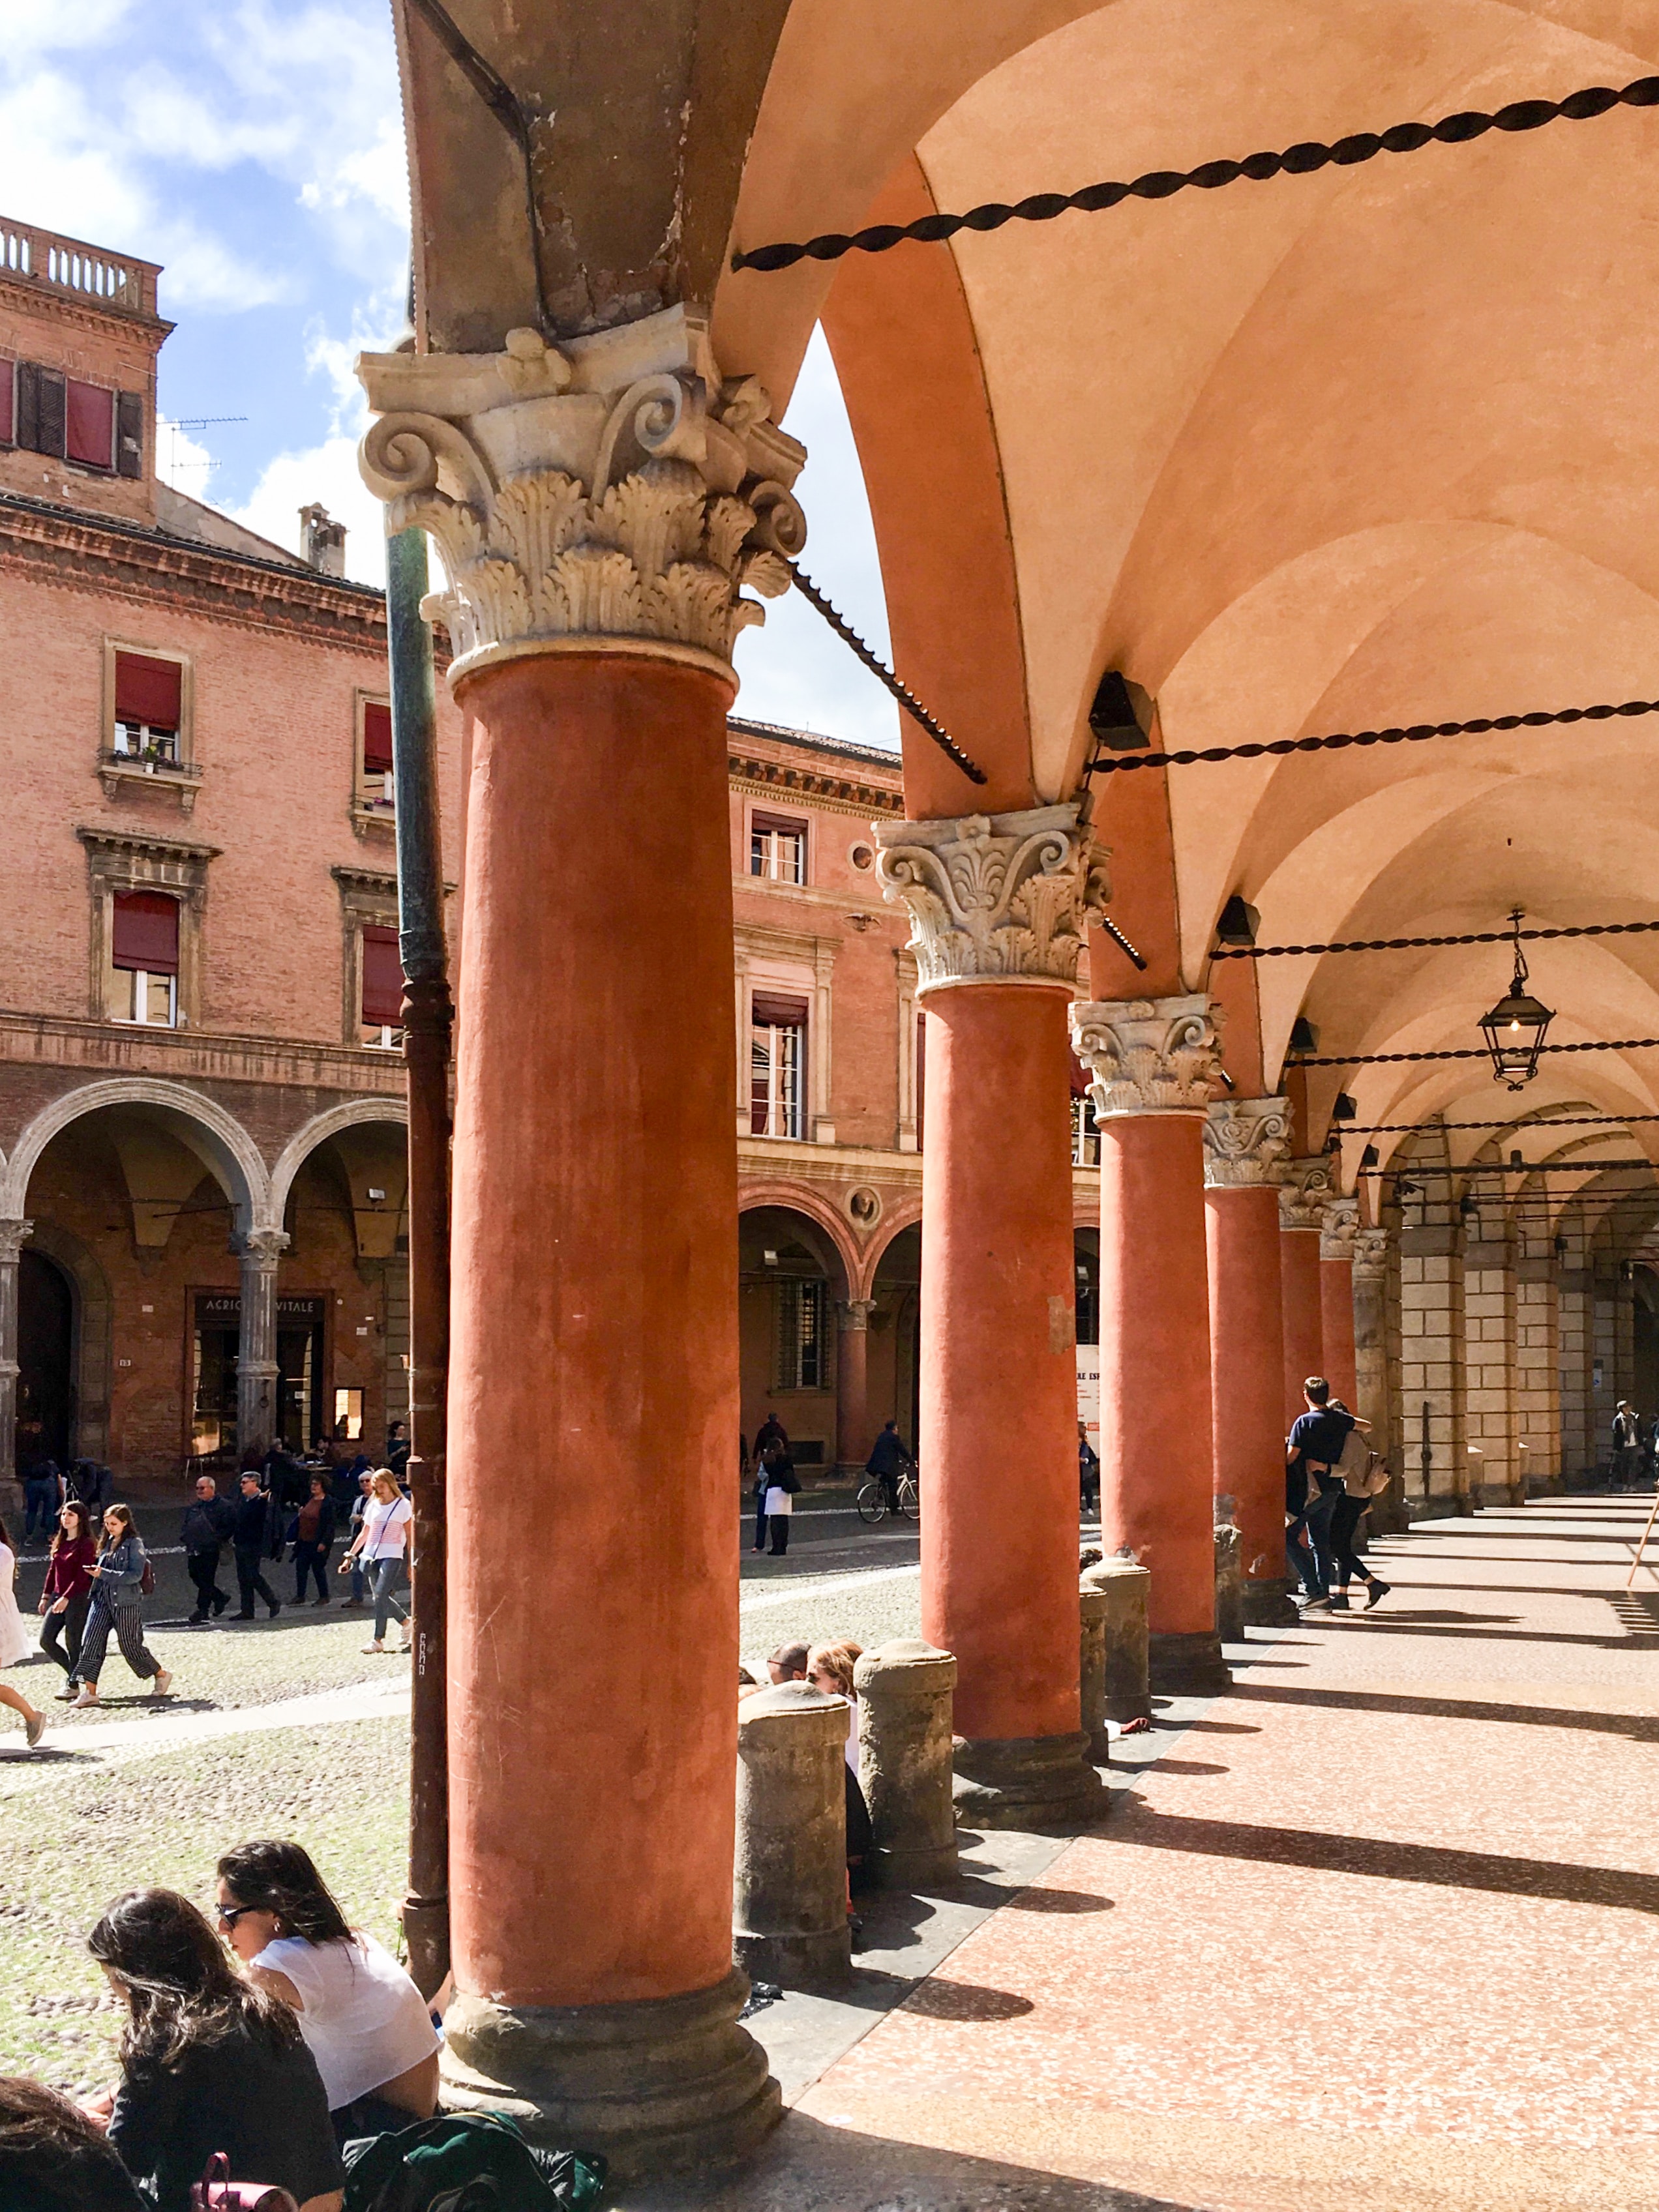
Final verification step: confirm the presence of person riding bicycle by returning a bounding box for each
[865,1421,913,1514]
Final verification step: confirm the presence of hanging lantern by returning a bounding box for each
[1478,909,1553,1089]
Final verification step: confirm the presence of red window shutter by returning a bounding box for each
[112,891,179,975]
[751,992,809,1029]
[361,924,405,1027]
[66,380,114,468]
[362,702,394,773]
[114,652,183,730]
[1068,1045,1090,1098]
[0,360,13,447]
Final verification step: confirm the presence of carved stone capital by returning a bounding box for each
[236,1230,290,1273]
[1320,1195,1360,1262]
[838,1298,877,1333]
[1070,995,1221,1119]
[1279,1158,1336,1233]
[0,1219,32,1264]
[357,305,805,686]
[874,803,1107,995]
[1203,1098,1291,1188]
[1352,1226,1392,1280]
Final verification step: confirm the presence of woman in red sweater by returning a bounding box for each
[38,1499,97,1696]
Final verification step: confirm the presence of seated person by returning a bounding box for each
[0,2076,147,2212]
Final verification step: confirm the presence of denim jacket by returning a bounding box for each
[91,1536,146,1605]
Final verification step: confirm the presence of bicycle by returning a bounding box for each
[856,1469,920,1524]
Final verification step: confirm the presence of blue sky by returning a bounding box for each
[0,0,899,747]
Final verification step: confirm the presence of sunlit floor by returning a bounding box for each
[655,1496,1659,2212]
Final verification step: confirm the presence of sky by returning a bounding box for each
[0,0,900,748]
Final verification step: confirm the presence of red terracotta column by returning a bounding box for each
[1320,1197,1360,1409]
[1280,1160,1331,1423]
[1203,1099,1298,1628]
[359,316,805,2172]
[1073,997,1230,1696]
[877,805,1107,1829]
[835,1297,874,1474]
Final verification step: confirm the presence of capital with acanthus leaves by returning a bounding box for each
[874,803,1107,995]
[1070,995,1221,1118]
[1203,1097,1291,1187]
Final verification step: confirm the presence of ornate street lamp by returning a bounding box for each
[1478,909,1553,1089]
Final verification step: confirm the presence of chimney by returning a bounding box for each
[299,502,348,578]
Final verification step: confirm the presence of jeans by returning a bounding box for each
[187,1549,229,1619]
[234,1544,280,1616]
[24,1477,55,1538]
[370,1556,410,1640]
[1303,1485,1341,1593]
[1328,1492,1378,1587]
[293,1542,331,1602]
[40,1594,89,1679]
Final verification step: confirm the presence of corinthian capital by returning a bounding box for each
[1279,1157,1336,1233]
[1203,1098,1291,1188]
[357,306,804,684]
[1071,994,1220,1117]
[1352,1225,1391,1279]
[0,1218,32,1263]
[236,1230,290,1271]
[1320,1194,1360,1261]
[874,803,1107,994]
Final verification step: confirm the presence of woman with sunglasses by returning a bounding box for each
[215,1840,438,2146]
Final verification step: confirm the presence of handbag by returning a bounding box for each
[140,1556,156,1597]
[190,2151,299,2211]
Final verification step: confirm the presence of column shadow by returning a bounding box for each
[1230,1679,1659,1743]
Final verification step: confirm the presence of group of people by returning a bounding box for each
[745,1411,918,1557]
[741,1638,874,1889]
[1285,1375,1394,1612]
[0,1839,440,2212]
[179,1466,414,1655]
[1609,1400,1659,1491]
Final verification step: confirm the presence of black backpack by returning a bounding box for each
[342,2113,605,2212]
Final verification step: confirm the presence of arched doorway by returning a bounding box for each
[18,1249,74,1471]
[738,1205,850,1477]
[870,1222,921,1455]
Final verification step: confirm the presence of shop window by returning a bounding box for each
[110,889,179,1027]
[66,379,115,469]
[750,811,807,885]
[751,991,807,1138]
[112,649,184,764]
[360,922,405,1048]
[358,698,395,814]
[776,1278,829,1391]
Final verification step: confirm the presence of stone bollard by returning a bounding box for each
[854,1640,959,1888]
[733,1683,851,1990]
[1081,1557,1150,1722]
[1079,1582,1111,1762]
[1214,1516,1244,1644]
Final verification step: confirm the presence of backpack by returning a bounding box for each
[341,2112,606,2212]
[1336,1428,1390,1497]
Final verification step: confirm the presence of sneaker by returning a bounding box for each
[73,1687,98,1709]
[24,1711,46,1748]
[55,1685,79,1702]
[362,1641,387,1655]
[1300,1594,1332,1612]
[1366,1580,1391,1610]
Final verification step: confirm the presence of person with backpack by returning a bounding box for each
[72,1505,172,1707]
[1286,1377,1373,1614]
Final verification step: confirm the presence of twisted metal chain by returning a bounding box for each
[1340,1113,1659,1134]
[788,564,987,784]
[1216,917,1659,961]
[733,75,1659,274]
[1298,1037,1659,1067]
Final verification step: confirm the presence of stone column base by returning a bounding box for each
[1148,1631,1231,1697]
[440,1967,780,2183]
[952,1730,1107,1833]
[1242,1576,1300,1629]
[734,1924,850,1992]
[871,1837,962,1890]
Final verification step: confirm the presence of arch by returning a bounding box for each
[860,1193,923,1300]
[736,1181,861,1297]
[1,1079,270,1234]
[268,1097,410,1231]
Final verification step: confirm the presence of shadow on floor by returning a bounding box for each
[1229,1679,1659,1742]
[1108,1802,1659,1913]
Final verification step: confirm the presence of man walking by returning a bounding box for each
[181,1474,235,1623]
[1078,1422,1101,1515]
[1611,1401,1642,1491]
[231,1471,282,1621]
[1287,1376,1371,1612]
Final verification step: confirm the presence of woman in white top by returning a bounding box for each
[337,1470,412,1655]
[0,1514,48,1748]
[215,1838,438,2145]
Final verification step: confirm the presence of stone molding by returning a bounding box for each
[1320,1195,1360,1262]
[1352,1226,1391,1280]
[357,305,804,683]
[1279,1157,1336,1233]
[0,1218,31,1263]
[874,803,1106,995]
[1070,994,1219,1118]
[1202,1096,1290,1187]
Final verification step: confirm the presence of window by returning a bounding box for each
[751,992,807,1138]
[333,1387,364,1442]
[0,359,13,447]
[359,700,395,813]
[777,1278,830,1391]
[66,379,114,469]
[360,922,405,1048]
[111,889,179,1026]
[750,811,807,885]
[112,651,183,763]
[14,364,142,475]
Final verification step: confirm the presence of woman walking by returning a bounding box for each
[74,1506,172,1709]
[338,1471,412,1655]
[290,1475,337,1607]
[38,1498,97,1696]
[214,1839,438,2146]
[0,1512,48,1748]
[83,1888,343,2212]
[760,1439,800,1557]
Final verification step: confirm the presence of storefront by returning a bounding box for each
[189,1290,329,1465]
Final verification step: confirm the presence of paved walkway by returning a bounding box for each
[659,1497,1659,2212]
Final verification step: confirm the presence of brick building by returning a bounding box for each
[0,212,1098,1499]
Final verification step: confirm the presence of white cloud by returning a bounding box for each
[156,415,216,495]
[231,430,388,585]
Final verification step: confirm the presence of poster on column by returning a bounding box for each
[1077,1345,1099,1447]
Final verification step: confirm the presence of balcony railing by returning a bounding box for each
[0,218,161,320]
